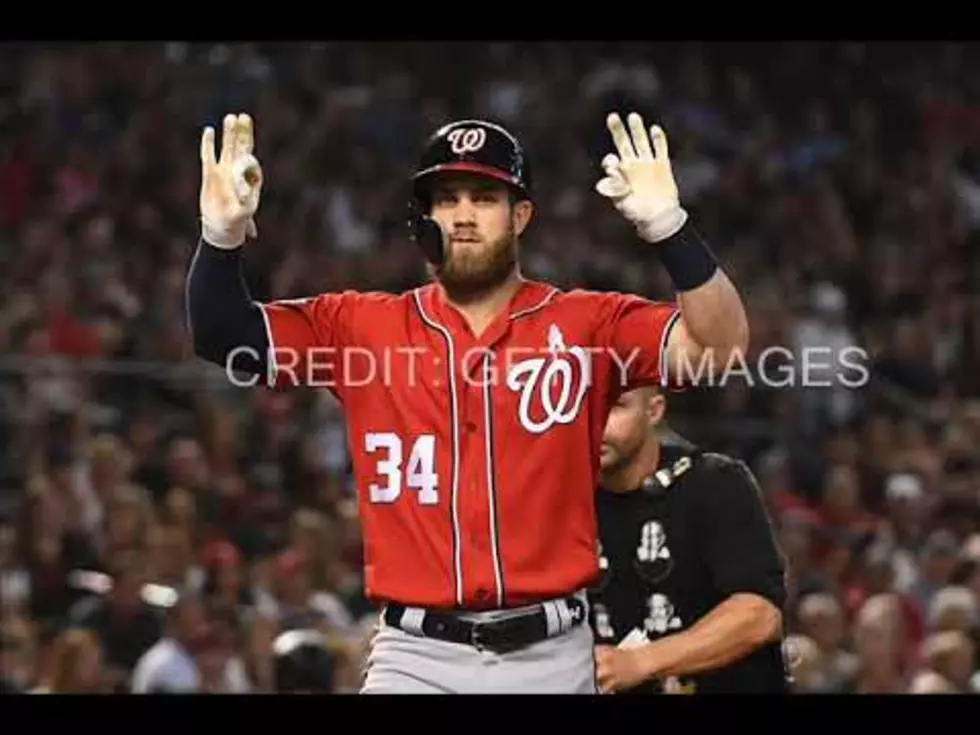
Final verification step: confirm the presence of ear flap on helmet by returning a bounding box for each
[408,199,447,269]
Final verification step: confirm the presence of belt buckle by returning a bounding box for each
[470,619,524,654]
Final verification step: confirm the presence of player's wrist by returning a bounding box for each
[201,216,247,250]
[635,205,688,243]
[196,236,246,263]
[648,218,719,292]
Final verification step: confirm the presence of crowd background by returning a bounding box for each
[0,41,979,694]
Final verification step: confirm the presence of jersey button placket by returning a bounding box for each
[464,352,494,606]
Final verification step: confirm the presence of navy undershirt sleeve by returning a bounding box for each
[185,240,268,378]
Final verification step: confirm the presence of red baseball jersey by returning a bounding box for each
[259,279,681,609]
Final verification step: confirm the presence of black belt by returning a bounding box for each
[383,598,586,655]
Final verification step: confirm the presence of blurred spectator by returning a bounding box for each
[146,520,200,591]
[908,669,956,694]
[65,551,163,689]
[927,585,979,636]
[0,616,38,693]
[0,524,29,616]
[844,594,912,693]
[34,627,106,694]
[920,630,975,693]
[129,592,202,693]
[951,555,980,602]
[794,592,858,692]
[910,531,962,613]
[784,634,825,693]
[198,538,253,628]
[255,548,344,634]
[191,621,246,693]
[131,593,248,693]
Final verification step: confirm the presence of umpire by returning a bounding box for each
[589,386,790,694]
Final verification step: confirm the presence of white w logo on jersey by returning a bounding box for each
[506,324,591,434]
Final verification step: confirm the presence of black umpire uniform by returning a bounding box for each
[589,438,791,694]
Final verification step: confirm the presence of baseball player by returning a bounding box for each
[186,110,749,693]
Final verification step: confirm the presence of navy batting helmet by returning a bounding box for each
[272,629,336,694]
[408,119,533,267]
[412,119,533,202]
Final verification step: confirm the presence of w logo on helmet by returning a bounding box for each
[447,127,487,155]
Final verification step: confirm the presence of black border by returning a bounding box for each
[2,25,972,721]
[3,690,977,722]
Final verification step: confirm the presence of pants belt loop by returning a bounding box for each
[542,600,561,636]
[399,607,426,636]
[554,598,575,634]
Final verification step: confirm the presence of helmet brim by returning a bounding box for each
[412,162,529,198]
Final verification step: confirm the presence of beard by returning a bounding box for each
[600,432,645,474]
[600,444,625,473]
[429,225,518,302]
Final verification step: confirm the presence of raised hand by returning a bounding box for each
[200,113,263,249]
[595,112,688,243]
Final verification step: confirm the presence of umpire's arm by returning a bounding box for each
[638,457,785,680]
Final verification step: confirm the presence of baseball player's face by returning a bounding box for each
[428,174,532,295]
[600,387,664,472]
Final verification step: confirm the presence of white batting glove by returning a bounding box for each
[595,112,688,243]
[199,112,263,249]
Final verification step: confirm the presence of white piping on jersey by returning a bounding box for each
[255,302,277,388]
[481,351,505,608]
[658,308,683,387]
[412,289,464,607]
[266,297,316,305]
[509,287,559,320]
[183,241,202,343]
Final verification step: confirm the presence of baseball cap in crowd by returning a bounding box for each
[885,472,924,503]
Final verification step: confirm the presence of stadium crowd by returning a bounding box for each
[1,41,979,694]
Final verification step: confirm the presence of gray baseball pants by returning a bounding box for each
[360,595,598,694]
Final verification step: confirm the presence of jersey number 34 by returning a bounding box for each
[365,432,439,505]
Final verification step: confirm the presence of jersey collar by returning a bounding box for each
[417,278,560,341]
